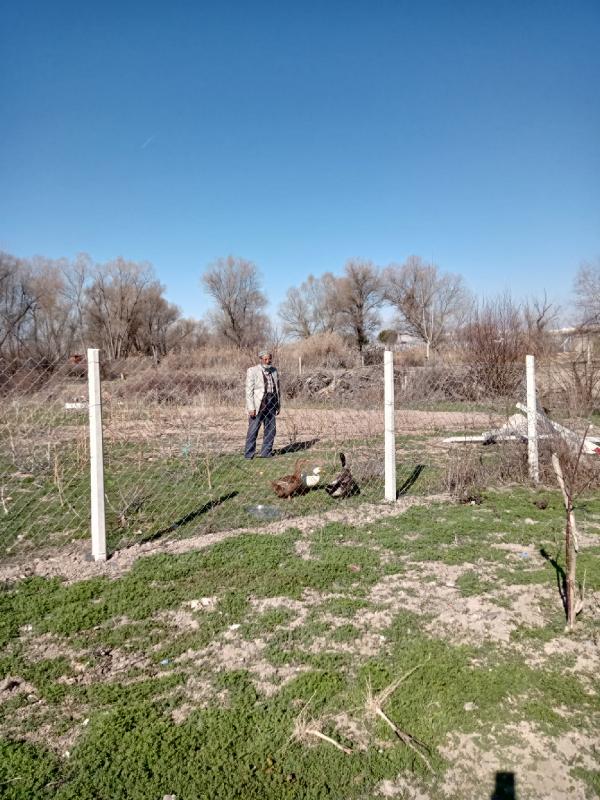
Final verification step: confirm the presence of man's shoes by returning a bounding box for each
[258,453,273,458]
[244,455,255,460]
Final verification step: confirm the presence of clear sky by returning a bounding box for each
[1,0,599,321]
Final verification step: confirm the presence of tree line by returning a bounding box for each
[1,249,598,365]
[0,252,207,364]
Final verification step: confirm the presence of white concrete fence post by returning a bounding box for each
[526,354,539,484]
[384,349,397,501]
[87,348,107,561]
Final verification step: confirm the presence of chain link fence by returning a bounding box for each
[0,358,90,556]
[2,352,598,560]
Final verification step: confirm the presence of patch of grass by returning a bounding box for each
[330,623,360,643]
[495,565,556,586]
[0,530,385,653]
[2,487,598,798]
[0,651,73,704]
[455,570,493,597]
[316,597,371,618]
[70,672,184,708]
[571,767,600,799]
[355,613,596,744]
[0,738,62,800]
[241,608,297,639]
[73,618,169,653]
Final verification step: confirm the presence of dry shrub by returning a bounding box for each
[544,358,600,416]
[105,350,245,405]
[464,362,524,400]
[459,295,549,398]
[284,365,383,406]
[537,429,600,490]
[0,358,92,399]
[286,333,355,370]
[396,365,480,404]
[0,358,56,398]
[110,371,239,404]
[445,441,529,501]
[393,348,427,368]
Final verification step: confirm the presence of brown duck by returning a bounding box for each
[271,459,309,499]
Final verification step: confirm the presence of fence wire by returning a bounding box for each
[0,358,90,556]
[1,354,598,559]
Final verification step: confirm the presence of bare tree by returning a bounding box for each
[0,253,37,360]
[27,257,88,361]
[573,259,600,328]
[278,284,314,339]
[61,253,93,354]
[523,292,560,358]
[278,273,340,339]
[202,256,269,348]
[384,256,470,358]
[166,318,211,353]
[0,252,94,362]
[85,259,156,359]
[0,250,185,364]
[133,286,181,364]
[336,259,384,352]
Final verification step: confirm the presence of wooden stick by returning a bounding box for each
[374,707,433,772]
[551,453,579,553]
[306,729,352,754]
[375,656,431,707]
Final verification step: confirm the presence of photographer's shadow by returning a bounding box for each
[491,771,517,799]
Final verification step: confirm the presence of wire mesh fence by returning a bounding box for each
[1,352,599,560]
[0,358,90,556]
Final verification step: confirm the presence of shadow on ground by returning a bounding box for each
[491,771,517,799]
[397,464,426,497]
[540,547,568,616]
[125,492,240,548]
[274,438,320,455]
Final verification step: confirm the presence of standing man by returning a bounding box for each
[244,349,281,459]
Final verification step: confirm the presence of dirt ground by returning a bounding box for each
[100,404,501,452]
[1,489,598,799]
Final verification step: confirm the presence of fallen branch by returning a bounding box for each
[292,696,352,755]
[373,706,433,772]
[304,728,352,754]
[364,656,433,772]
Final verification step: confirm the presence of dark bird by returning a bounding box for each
[325,452,360,498]
[533,498,548,510]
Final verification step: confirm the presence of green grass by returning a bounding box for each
[0,418,477,555]
[1,488,599,799]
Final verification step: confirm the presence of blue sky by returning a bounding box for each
[1,0,599,322]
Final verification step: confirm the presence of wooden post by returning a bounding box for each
[88,348,107,561]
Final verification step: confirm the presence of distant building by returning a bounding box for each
[551,326,600,355]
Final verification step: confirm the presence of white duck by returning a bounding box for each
[301,465,322,489]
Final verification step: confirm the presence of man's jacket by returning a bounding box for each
[245,364,281,414]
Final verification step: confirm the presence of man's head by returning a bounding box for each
[258,349,273,366]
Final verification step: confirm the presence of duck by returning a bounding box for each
[271,460,308,499]
[301,464,322,489]
[325,452,360,498]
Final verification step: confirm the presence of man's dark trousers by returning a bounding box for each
[245,393,278,458]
